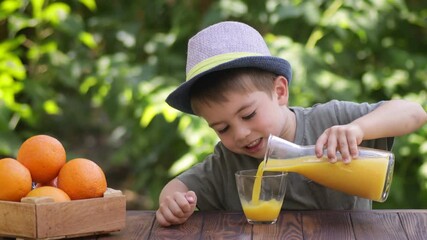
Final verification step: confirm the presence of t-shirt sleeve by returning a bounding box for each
[306,100,394,151]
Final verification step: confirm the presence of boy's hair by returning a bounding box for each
[190,67,277,114]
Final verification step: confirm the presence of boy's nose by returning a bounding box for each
[234,126,251,142]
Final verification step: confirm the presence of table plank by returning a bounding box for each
[351,211,407,240]
[302,211,355,240]
[51,210,427,240]
[150,211,203,239]
[99,210,154,239]
[253,211,303,240]
[201,212,252,239]
[398,211,427,240]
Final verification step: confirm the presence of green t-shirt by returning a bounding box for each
[176,100,394,211]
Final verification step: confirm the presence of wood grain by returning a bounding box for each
[201,211,252,239]
[302,211,355,240]
[398,211,427,240]
[0,201,36,238]
[100,211,155,240]
[253,211,303,240]
[351,211,407,240]
[150,211,203,239]
[97,210,427,240]
[36,196,126,238]
[0,192,126,239]
[5,210,426,239]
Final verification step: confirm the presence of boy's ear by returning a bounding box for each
[273,76,289,105]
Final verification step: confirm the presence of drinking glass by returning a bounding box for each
[235,169,287,224]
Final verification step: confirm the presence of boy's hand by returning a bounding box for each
[315,124,363,163]
[156,191,197,227]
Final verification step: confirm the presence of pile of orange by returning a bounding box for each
[0,135,107,202]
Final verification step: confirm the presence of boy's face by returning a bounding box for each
[195,76,293,159]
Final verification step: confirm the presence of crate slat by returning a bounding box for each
[0,188,126,239]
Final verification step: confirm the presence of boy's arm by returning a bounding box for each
[315,99,427,162]
[156,178,197,227]
[352,99,427,139]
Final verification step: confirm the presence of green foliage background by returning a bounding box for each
[1,0,426,210]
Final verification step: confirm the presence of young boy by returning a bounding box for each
[156,21,427,226]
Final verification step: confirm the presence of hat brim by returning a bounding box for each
[166,56,292,115]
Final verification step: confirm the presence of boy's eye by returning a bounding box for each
[242,111,256,120]
[217,126,229,134]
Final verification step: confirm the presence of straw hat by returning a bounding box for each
[166,21,292,114]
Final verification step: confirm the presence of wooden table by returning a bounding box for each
[94,210,427,240]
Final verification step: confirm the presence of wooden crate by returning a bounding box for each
[0,188,126,239]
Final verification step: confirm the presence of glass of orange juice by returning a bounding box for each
[235,169,287,224]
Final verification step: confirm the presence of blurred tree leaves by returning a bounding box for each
[0,0,426,209]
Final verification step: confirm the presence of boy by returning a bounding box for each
[156,21,427,226]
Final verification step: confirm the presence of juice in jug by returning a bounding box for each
[252,135,394,203]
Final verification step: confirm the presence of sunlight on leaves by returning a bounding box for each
[43,99,61,115]
[42,3,70,25]
[140,105,156,128]
[0,74,16,105]
[419,163,427,182]
[0,0,23,17]
[79,76,98,94]
[168,153,197,176]
[11,103,31,119]
[362,72,381,91]
[92,84,110,107]
[79,31,97,49]
[178,115,192,132]
[421,142,427,154]
[27,41,58,60]
[162,107,179,123]
[30,0,44,19]
[0,55,26,80]
[316,70,355,93]
[398,145,411,157]
[117,31,136,48]
[7,15,39,36]
[138,79,163,95]
[119,88,133,106]
[220,0,247,17]
[79,0,96,11]
[407,134,425,146]
[383,70,408,95]
[306,29,324,49]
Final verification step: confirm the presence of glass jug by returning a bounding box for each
[262,134,395,202]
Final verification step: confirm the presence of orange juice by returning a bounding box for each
[241,199,282,222]
[259,156,390,201]
[236,169,287,224]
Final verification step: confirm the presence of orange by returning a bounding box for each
[57,158,107,200]
[0,158,32,202]
[17,135,66,184]
[25,186,70,202]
